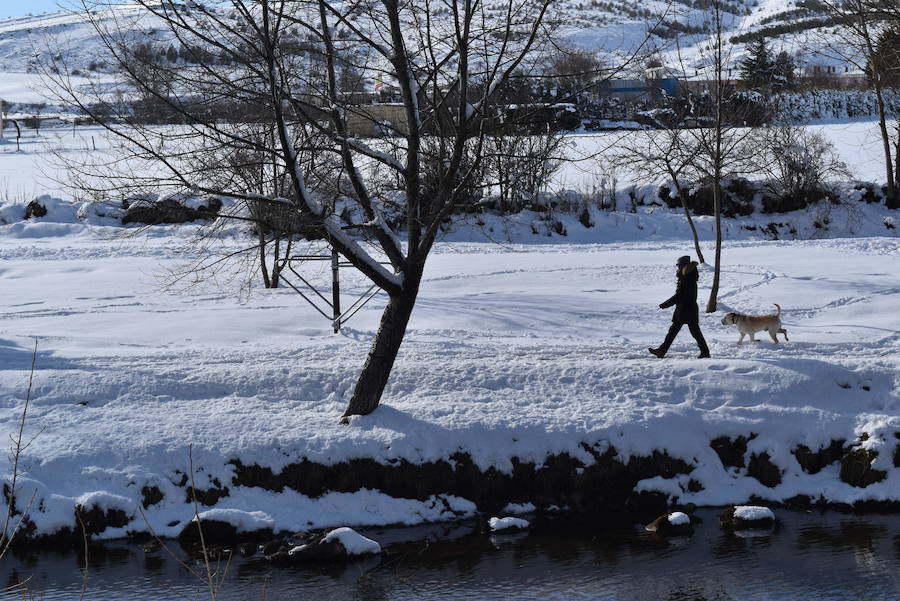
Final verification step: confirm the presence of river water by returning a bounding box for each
[5,509,900,600]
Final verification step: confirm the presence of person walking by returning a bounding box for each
[649,255,710,359]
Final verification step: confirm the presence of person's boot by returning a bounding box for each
[697,351,711,358]
[648,347,666,358]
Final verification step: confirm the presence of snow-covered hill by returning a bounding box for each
[0,0,846,97]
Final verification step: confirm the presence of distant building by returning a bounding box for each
[344,103,409,137]
[600,77,680,101]
[800,59,866,87]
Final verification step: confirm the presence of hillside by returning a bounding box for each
[0,0,850,106]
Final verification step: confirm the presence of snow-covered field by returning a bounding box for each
[0,216,898,537]
[2,120,898,202]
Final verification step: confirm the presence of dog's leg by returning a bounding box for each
[737,332,745,345]
[749,331,756,342]
[768,328,778,343]
[779,328,789,341]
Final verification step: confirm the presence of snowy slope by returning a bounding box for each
[0,4,157,73]
[0,0,845,87]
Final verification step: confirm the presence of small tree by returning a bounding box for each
[772,50,797,92]
[739,38,774,92]
[616,110,706,264]
[749,125,852,208]
[674,0,757,312]
[482,126,566,210]
[547,46,605,115]
[821,0,898,207]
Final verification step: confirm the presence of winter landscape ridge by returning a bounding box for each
[0,0,867,106]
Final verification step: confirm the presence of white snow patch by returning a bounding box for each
[76,491,135,513]
[323,527,381,555]
[195,509,274,532]
[667,511,690,526]
[733,506,775,521]
[488,517,530,531]
[502,502,537,515]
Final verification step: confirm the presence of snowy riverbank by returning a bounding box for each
[1,217,898,539]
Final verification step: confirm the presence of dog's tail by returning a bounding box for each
[774,303,781,316]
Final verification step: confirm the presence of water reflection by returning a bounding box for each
[3,509,900,601]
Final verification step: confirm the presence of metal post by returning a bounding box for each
[331,248,341,333]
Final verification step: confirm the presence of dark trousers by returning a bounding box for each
[659,322,709,355]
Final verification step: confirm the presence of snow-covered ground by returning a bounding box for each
[2,120,898,202]
[0,217,898,537]
[555,119,900,190]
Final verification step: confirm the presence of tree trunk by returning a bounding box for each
[873,80,896,205]
[271,236,281,288]
[892,131,900,209]
[341,284,418,420]
[706,177,722,313]
[674,181,705,264]
[258,231,271,288]
[707,1,724,315]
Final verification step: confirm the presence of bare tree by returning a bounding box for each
[748,124,852,206]
[1,342,40,569]
[820,0,899,208]
[616,111,706,264]
[47,0,557,419]
[482,127,566,210]
[673,1,757,313]
[633,2,756,311]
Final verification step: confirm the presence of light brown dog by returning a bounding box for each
[720,304,789,344]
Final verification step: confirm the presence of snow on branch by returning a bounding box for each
[346,138,406,173]
[323,215,404,290]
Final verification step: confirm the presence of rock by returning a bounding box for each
[286,528,381,561]
[238,542,257,557]
[140,485,164,509]
[840,447,887,487]
[262,540,284,556]
[122,195,222,225]
[76,504,130,535]
[747,452,782,487]
[645,511,694,536]
[24,200,48,219]
[720,505,775,529]
[177,509,273,548]
[177,519,238,547]
[488,516,530,532]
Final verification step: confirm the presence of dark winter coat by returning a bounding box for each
[660,261,700,324]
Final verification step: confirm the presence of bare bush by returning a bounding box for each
[750,125,852,211]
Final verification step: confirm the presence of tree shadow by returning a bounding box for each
[0,338,82,372]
